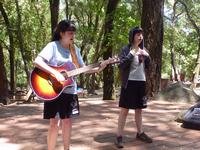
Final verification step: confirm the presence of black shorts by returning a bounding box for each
[119,80,147,109]
[43,93,79,119]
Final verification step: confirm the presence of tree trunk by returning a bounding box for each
[0,44,9,104]
[0,2,15,94]
[170,47,178,81]
[73,1,105,93]
[65,0,70,20]
[15,0,30,82]
[170,1,180,81]
[141,0,164,96]
[102,0,120,100]
[86,13,105,95]
[49,0,60,37]
[79,44,87,88]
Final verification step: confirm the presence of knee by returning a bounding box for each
[135,109,142,114]
[61,118,72,126]
[49,120,59,130]
[120,108,129,116]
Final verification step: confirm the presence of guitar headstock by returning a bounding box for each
[98,56,120,69]
[106,56,120,65]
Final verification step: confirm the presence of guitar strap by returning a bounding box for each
[69,43,81,68]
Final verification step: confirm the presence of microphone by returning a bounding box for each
[138,54,143,63]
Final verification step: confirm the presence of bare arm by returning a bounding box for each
[34,56,65,81]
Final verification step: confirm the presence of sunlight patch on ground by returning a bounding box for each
[71,145,91,150]
[80,98,105,105]
[0,138,21,150]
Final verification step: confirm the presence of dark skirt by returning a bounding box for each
[43,93,79,119]
[119,80,147,109]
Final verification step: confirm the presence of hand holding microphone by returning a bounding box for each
[138,49,149,57]
[137,49,149,63]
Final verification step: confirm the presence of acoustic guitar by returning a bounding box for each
[30,57,119,101]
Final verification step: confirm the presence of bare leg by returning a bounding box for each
[61,118,72,150]
[117,107,129,137]
[47,118,60,150]
[135,109,143,134]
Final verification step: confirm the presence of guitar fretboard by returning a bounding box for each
[67,63,100,77]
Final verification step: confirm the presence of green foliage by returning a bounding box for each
[1,0,51,87]
[163,0,199,80]
[1,0,200,89]
[112,1,141,54]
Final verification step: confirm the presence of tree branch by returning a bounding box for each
[177,0,199,34]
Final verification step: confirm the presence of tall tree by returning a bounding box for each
[49,0,60,37]
[168,1,183,81]
[177,0,200,87]
[163,0,199,82]
[0,44,8,104]
[68,0,106,92]
[102,0,120,100]
[141,0,164,96]
[0,2,15,94]
[15,0,30,82]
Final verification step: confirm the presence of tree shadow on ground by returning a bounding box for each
[0,95,200,150]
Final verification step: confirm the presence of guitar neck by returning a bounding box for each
[67,63,100,77]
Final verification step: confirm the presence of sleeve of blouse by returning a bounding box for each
[118,46,134,69]
[37,42,54,63]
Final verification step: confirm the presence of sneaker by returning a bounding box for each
[115,136,124,148]
[136,132,153,143]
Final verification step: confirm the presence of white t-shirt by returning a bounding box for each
[38,41,84,94]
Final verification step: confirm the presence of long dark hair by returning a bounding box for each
[128,26,144,49]
[52,20,76,41]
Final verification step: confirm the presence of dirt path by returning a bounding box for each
[0,96,199,150]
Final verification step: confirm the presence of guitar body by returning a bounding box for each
[30,62,76,101]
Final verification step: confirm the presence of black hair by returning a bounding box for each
[52,20,76,41]
[128,26,144,49]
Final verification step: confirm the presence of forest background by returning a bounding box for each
[0,0,199,104]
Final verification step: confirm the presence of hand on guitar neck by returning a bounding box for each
[86,60,108,74]
[98,57,117,72]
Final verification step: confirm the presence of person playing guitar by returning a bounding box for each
[33,19,108,150]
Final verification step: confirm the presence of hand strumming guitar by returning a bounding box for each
[53,70,66,82]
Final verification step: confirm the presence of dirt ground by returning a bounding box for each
[1,90,200,150]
